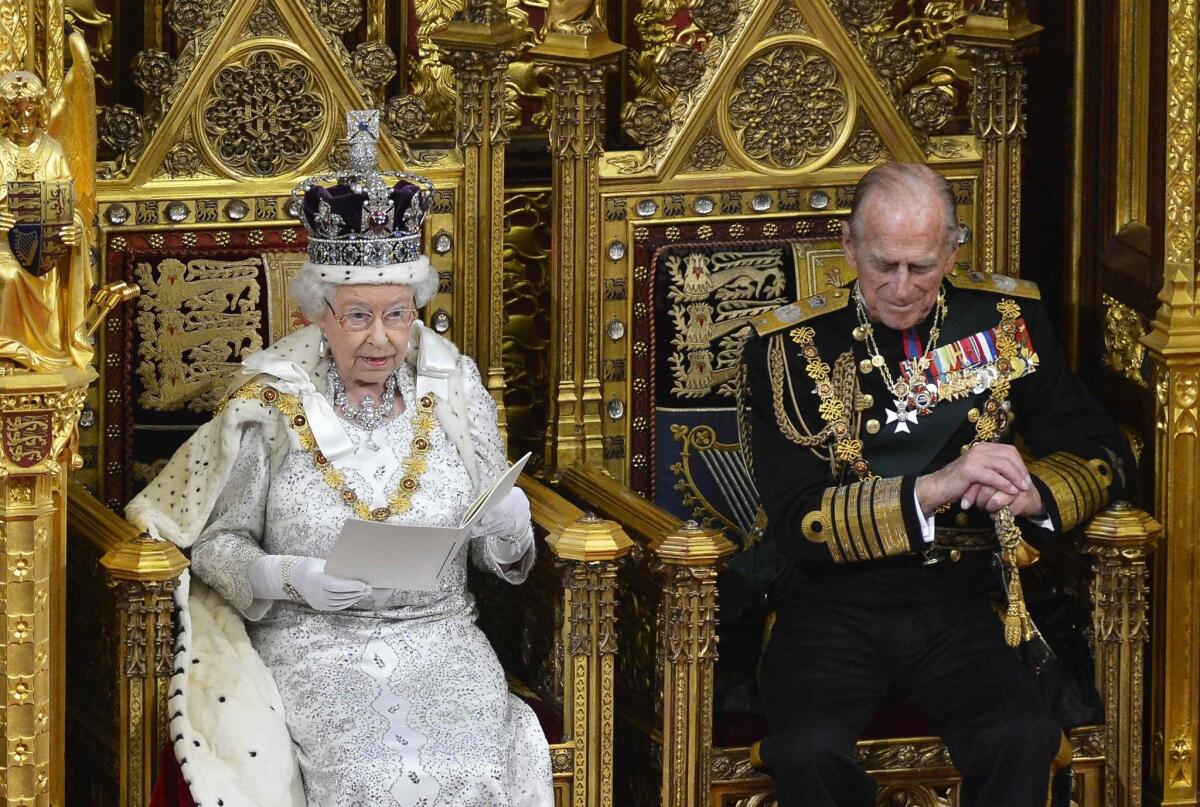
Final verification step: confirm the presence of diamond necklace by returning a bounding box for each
[327,362,400,442]
[853,283,947,433]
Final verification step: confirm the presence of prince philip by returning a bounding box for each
[740,163,1130,806]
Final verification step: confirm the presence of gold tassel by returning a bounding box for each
[1004,562,1028,647]
[995,507,1034,647]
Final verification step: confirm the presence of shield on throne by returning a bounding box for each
[6,180,74,277]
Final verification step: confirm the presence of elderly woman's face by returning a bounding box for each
[319,284,416,387]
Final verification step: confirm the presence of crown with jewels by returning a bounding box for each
[292,111,435,284]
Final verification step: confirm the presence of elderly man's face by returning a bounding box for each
[842,196,956,331]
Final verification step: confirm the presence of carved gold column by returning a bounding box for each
[548,513,633,807]
[651,521,735,807]
[1143,1,1200,803]
[1113,0,1152,231]
[951,11,1040,277]
[432,3,527,438]
[101,537,187,807]
[367,0,386,41]
[0,2,35,75]
[68,482,188,807]
[0,366,91,806]
[530,26,622,468]
[1084,503,1160,807]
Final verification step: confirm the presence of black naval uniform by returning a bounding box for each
[740,271,1130,807]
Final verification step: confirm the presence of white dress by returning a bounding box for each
[188,358,553,806]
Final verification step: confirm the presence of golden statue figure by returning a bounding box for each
[545,0,603,35]
[0,70,94,370]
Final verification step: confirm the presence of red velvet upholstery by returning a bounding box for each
[523,692,564,745]
[148,742,196,807]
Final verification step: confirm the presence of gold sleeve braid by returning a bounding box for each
[802,476,909,563]
[1027,451,1113,533]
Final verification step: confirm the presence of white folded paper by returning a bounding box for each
[324,452,531,591]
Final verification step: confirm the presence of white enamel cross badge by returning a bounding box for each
[885,400,919,434]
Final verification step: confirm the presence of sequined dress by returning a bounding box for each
[189,359,552,806]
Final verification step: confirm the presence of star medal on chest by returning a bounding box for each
[854,284,948,436]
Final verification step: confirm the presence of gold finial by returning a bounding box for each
[547,512,634,562]
[650,519,735,566]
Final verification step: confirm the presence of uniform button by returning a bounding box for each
[866,419,880,435]
[949,549,962,562]
[955,512,969,527]
[859,359,874,374]
[861,394,874,408]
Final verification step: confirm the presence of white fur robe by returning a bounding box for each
[127,323,546,806]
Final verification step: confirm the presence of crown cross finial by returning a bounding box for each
[346,110,382,175]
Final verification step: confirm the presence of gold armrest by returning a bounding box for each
[560,465,735,564]
[67,479,187,580]
[520,472,634,562]
[559,465,682,545]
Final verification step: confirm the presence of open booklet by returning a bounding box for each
[324,452,532,591]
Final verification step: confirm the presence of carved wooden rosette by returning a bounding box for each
[1084,503,1159,807]
[651,521,735,807]
[0,367,92,806]
[530,34,623,470]
[432,5,527,440]
[546,511,633,807]
[97,527,187,807]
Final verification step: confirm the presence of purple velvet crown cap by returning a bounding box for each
[302,180,423,238]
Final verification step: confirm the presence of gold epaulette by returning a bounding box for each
[946,269,1041,300]
[751,287,852,336]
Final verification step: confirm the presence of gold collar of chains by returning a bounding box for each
[233,382,437,522]
[853,284,947,433]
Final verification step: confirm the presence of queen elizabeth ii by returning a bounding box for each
[126,114,553,806]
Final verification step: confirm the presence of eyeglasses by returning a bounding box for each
[326,301,418,332]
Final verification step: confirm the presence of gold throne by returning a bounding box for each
[523,2,1166,804]
[57,1,631,804]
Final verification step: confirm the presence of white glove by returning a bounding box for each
[248,555,371,612]
[474,487,532,540]
[472,488,533,563]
